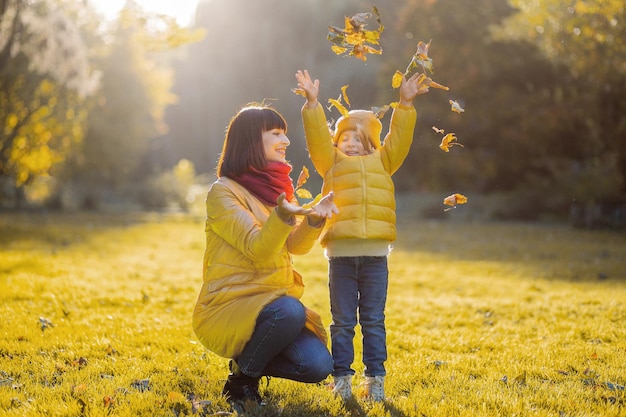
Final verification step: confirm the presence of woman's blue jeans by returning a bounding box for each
[236,296,333,383]
[329,256,388,377]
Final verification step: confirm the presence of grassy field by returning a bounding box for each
[0,211,625,416]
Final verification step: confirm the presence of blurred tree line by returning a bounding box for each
[1,0,624,227]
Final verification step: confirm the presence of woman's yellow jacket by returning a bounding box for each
[301,103,417,248]
[192,177,327,359]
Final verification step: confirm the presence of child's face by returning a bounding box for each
[336,130,368,156]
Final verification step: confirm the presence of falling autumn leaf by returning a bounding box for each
[324,84,351,116]
[296,188,313,199]
[296,166,310,189]
[371,105,390,119]
[443,193,468,210]
[391,57,450,91]
[295,166,314,201]
[439,133,464,152]
[449,99,465,114]
[340,85,351,107]
[327,97,349,117]
[391,70,404,89]
[301,193,323,209]
[432,126,445,134]
[427,79,449,90]
[327,7,384,61]
[291,87,306,98]
[406,40,433,74]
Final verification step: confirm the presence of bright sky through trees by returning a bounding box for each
[88,0,200,25]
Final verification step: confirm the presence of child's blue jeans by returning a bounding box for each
[328,256,388,377]
[236,296,333,383]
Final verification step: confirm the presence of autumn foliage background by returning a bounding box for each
[1,0,625,228]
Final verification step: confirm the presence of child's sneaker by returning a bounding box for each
[363,375,385,402]
[331,375,353,400]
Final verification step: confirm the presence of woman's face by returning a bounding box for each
[262,128,290,163]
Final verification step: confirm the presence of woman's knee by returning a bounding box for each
[310,352,334,382]
[274,296,306,326]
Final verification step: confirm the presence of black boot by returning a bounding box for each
[222,360,265,412]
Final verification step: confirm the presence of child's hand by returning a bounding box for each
[399,72,430,107]
[295,70,320,108]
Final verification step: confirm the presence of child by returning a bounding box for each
[294,69,428,401]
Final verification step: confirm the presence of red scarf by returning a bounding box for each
[232,162,295,207]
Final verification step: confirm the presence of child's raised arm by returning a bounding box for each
[295,69,320,109]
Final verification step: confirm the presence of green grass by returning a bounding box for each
[1,212,625,416]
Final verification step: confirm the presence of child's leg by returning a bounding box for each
[358,256,388,377]
[328,257,360,377]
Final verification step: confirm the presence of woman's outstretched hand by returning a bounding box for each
[275,192,339,226]
[307,192,339,226]
[295,69,319,108]
[276,193,313,223]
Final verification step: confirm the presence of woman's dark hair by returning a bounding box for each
[216,104,288,178]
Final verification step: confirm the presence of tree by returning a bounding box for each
[0,0,99,207]
[160,0,380,178]
[66,0,204,208]
[494,0,626,225]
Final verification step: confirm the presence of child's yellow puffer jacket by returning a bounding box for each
[301,103,417,247]
[192,177,327,359]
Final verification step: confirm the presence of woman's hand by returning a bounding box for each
[295,69,319,108]
[307,192,339,226]
[276,192,313,224]
[399,72,430,107]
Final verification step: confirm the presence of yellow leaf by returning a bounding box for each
[449,100,465,114]
[327,8,384,61]
[327,98,349,117]
[443,193,468,206]
[372,105,390,119]
[426,78,449,90]
[340,85,351,107]
[331,45,348,55]
[416,40,431,60]
[439,133,464,152]
[291,88,306,97]
[296,166,310,189]
[391,70,404,88]
[301,193,323,209]
[296,188,313,199]
[72,384,88,396]
[167,391,187,403]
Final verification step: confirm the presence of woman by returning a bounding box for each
[192,103,337,412]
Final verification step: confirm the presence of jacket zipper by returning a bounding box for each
[360,157,367,237]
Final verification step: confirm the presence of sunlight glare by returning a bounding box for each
[89,0,200,26]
